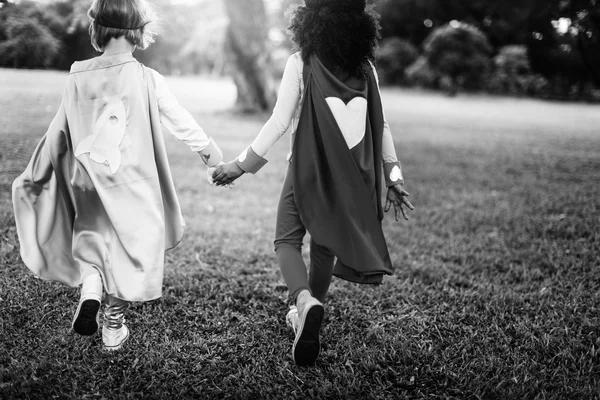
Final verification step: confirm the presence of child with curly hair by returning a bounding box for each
[12,0,223,351]
[213,0,414,366]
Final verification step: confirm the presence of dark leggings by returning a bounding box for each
[274,168,336,303]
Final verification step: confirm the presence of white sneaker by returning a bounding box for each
[102,324,130,351]
[292,294,324,366]
[286,305,298,334]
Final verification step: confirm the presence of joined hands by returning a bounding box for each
[211,161,245,187]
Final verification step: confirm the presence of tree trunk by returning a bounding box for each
[223,0,277,113]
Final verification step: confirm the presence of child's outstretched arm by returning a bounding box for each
[212,54,303,187]
[150,69,224,170]
[370,62,415,220]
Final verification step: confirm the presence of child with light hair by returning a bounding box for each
[12,0,223,351]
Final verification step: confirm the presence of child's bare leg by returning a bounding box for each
[308,239,335,303]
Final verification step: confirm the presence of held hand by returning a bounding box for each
[212,161,245,187]
[206,162,225,185]
[384,184,414,221]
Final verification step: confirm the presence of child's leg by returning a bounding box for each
[308,239,336,303]
[103,294,129,330]
[80,264,103,299]
[274,169,324,366]
[274,169,310,302]
[276,246,309,301]
[102,294,130,351]
[72,264,103,336]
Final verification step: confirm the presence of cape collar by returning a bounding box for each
[70,53,137,74]
[312,56,365,95]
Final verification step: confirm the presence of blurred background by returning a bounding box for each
[1,0,599,109]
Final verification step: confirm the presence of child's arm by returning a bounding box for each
[370,63,414,220]
[212,54,303,186]
[150,70,223,168]
[370,62,404,187]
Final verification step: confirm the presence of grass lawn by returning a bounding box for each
[1,68,599,399]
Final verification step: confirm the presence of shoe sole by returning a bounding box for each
[72,299,100,336]
[292,303,324,366]
[104,327,130,351]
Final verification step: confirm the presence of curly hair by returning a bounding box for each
[287,0,381,78]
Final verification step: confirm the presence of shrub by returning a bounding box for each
[422,22,493,92]
[405,56,438,89]
[488,45,552,97]
[489,45,530,94]
[375,37,419,85]
[0,16,61,69]
[495,45,530,75]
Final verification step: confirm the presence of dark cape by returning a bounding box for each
[291,56,393,284]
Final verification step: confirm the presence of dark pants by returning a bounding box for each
[274,168,336,303]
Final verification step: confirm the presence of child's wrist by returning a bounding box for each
[235,146,268,174]
[197,139,223,167]
[384,162,403,186]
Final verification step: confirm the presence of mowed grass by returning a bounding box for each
[1,67,599,399]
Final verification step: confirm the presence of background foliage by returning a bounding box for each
[0,0,598,98]
[375,0,600,99]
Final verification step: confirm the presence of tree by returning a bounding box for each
[375,37,419,85]
[422,22,493,93]
[41,0,95,70]
[376,0,537,49]
[487,45,550,96]
[175,0,229,76]
[223,0,276,112]
[564,0,600,83]
[0,16,61,69]
[526,0,597,99]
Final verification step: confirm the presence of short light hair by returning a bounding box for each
[88,0,157,52]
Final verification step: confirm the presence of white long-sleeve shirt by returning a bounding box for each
[248,52,399,164]
[149,69,213,153]
[147,68,222,166]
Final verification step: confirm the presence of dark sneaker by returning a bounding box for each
[72,298,101,336]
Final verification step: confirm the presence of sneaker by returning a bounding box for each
[102,325,130,351]
[71,297,101,336]
[292,295,324,366]
[286,305,298,333]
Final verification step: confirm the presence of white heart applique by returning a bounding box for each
[325,96,367,149]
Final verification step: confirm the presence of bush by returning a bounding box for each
[489,45,530,94]
[495,45,530,75]
[405,56,438,89]
[0,16,61,69]
[422,22,493,92]
[488,45,551,97]
[375,37,419,85]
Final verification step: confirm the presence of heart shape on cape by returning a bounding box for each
[325,96,367,149]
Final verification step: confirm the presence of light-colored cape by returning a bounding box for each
[12,54,185,301]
